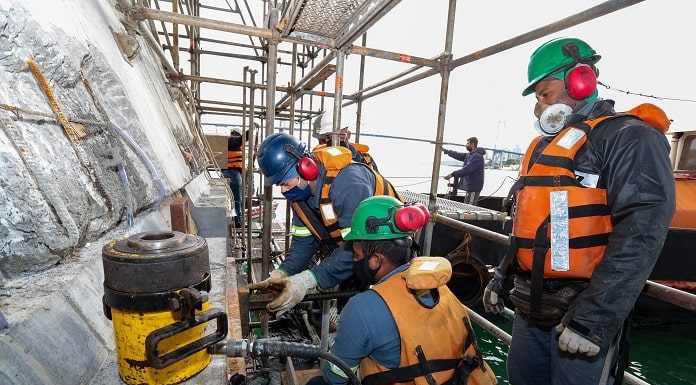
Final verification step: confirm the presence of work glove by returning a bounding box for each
[269,269,287,280]
[556,324,600,357]
[443,148,451,155]
[247,270,317,316]
[482,268,505,314]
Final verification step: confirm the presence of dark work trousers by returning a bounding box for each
[222,168,243,227]
[507,316,618,385]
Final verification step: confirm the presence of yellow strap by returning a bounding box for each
[329,362,359,379]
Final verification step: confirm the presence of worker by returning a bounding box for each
[222,128,244,228]
[313,111,379,171]
[443,137,486,204]
[306,195,497,385]
[247,133,400,315]
[483,37,675,385]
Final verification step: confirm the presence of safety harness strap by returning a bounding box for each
[290,201,336,244]
[361,317,483,385]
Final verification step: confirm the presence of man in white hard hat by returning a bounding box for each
[313,111,379,172]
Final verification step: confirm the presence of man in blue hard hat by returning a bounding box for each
[482,37,675,385]
[247,133,399,315]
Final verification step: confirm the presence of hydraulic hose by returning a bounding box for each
[212,339,361,385]
[109,121,166,211]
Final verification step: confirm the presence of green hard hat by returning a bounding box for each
[522,37,600,96]
[344,196,408,241]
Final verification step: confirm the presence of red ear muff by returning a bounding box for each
[394,206,426,232]
[413,203,430,223]
[565,63,597,100]
[297,157,318,181]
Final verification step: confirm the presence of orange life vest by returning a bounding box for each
[353,142,378,171]
[227,150,243,169]
[359,272,497,385]
[513,103,670,280]
[290,146,399,245]
[314,142,378,171]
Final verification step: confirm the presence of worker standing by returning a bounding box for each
[222,128,244,228]
[306,195,497,385]
[483,37,675,385]
[247,133,399,315]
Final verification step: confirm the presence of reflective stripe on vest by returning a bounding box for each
[513,116,614,281]
[290,146,401,245]
[291,225,312,237]
[359,273,496,385]
[228,150,243,169]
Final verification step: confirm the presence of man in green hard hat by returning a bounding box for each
[306,195,496,385]
[482,37,675,385]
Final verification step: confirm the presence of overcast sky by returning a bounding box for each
[195,0,695,179]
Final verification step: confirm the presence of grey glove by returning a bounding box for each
[556,324,600,357]
[483,269,505,314]
[248,270,317,316]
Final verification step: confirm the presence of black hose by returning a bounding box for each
[220,339,362,385]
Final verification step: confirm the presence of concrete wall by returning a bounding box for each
[0,0,196,279]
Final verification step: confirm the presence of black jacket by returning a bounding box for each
[546,100,676,348]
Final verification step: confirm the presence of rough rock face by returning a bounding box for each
[0,0,195,279]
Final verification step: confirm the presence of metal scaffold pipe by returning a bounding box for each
[431,212,696,313]
[345,0,644,106]
[422,0,457,256]
[464,307,650,385]
[134,6,274,39]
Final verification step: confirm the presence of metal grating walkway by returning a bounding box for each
[398,190,508,222]
[279,0,402,48]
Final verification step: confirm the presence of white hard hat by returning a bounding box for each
[315,110,351,138]
[231,127,242,135]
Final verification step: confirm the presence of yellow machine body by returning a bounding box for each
[111,302,211,385]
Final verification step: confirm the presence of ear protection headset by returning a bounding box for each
[365,202,430,234]
[562,42,599,100]
[283,143,319,181]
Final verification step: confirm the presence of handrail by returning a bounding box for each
[432,213,696,312]
[465,306,651,385]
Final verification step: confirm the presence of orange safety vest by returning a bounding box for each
[290,146,400,245]
[359,273,497,385]
[511,103,671,321]
[227,150,243,169]
[513,103,671,281]
[353,142,378,171]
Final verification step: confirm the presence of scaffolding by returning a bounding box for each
[120,1,695,384]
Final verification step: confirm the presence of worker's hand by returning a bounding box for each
[482,269,505,314]
[269,269,287,280]
[249,270,317,316]
[443,174,452,181]
[556,324,600,357]
[443,148,451,155]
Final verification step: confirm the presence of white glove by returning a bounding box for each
[483,288,504,314]
[269,269,288,280]
[482,269,505,314]
[556,324,600,357]
[248,270,317,316]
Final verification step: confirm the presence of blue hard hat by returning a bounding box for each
[257,133,306,185]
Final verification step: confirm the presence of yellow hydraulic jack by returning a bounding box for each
[102,231,227,385]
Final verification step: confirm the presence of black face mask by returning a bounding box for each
[353,255,380,287]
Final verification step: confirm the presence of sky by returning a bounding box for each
[193,0,696,183]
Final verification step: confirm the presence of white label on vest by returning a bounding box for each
[326,147,343,156]
[418,261,439,271]
[321,204,337,221]
[556,128,585,150]
[550,190,570,271]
